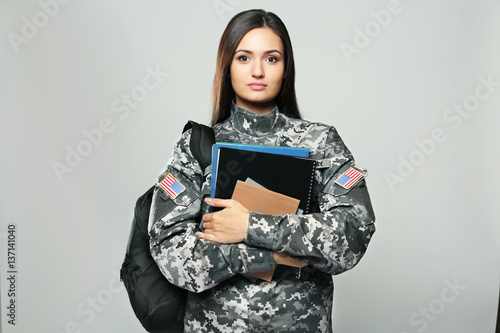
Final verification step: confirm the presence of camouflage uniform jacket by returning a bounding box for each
[149,103,376,333]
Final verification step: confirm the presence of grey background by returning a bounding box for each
[1,0,499,332]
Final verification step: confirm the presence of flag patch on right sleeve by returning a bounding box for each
[157,173,185,199]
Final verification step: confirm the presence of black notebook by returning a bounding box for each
[214,147,316,214]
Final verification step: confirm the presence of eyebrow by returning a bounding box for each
[234,49,283,55]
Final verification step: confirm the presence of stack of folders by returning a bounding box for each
[210,143,316,282]
[211,142,316,215]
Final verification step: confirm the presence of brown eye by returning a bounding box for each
[267,56,279,63]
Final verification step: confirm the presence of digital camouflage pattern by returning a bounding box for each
[149,103,376,332]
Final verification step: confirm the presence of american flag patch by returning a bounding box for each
[335,167,364,189]
[158,173,185,199]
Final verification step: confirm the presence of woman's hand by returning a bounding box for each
[196,198,250,244]
[273,251,307,268]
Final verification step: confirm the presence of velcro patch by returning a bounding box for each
[335,166,365,190]
[157,173,185,199]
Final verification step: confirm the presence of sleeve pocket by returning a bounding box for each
[156,170,201,208]
[322,164,357,197]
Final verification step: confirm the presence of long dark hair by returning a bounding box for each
[211,9,301,125]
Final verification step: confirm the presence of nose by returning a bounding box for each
[251,61,264,79]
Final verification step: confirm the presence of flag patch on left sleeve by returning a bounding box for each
[335,167,365,189]
[158,173,185,199]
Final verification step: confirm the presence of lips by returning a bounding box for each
[248,82,267,91]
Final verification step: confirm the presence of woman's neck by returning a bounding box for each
[234,97,275,115]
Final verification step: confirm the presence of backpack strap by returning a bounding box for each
[183,120,215,170]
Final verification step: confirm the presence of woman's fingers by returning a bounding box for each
[198,198,249,244]
[204,197,235,208]
[195,231,216,242]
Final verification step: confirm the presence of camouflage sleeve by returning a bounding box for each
[148,130,274,293]
[244,127,376,275]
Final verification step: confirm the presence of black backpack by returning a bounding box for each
[120,121,215,333]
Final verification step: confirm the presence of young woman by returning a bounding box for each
[149,9,375,333]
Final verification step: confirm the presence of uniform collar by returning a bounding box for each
[229,102,285,137]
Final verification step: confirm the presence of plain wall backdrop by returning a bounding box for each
[1,1,499,332]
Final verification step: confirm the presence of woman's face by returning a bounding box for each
[230,27,285,115]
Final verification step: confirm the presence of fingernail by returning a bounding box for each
[205,197,213,203]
